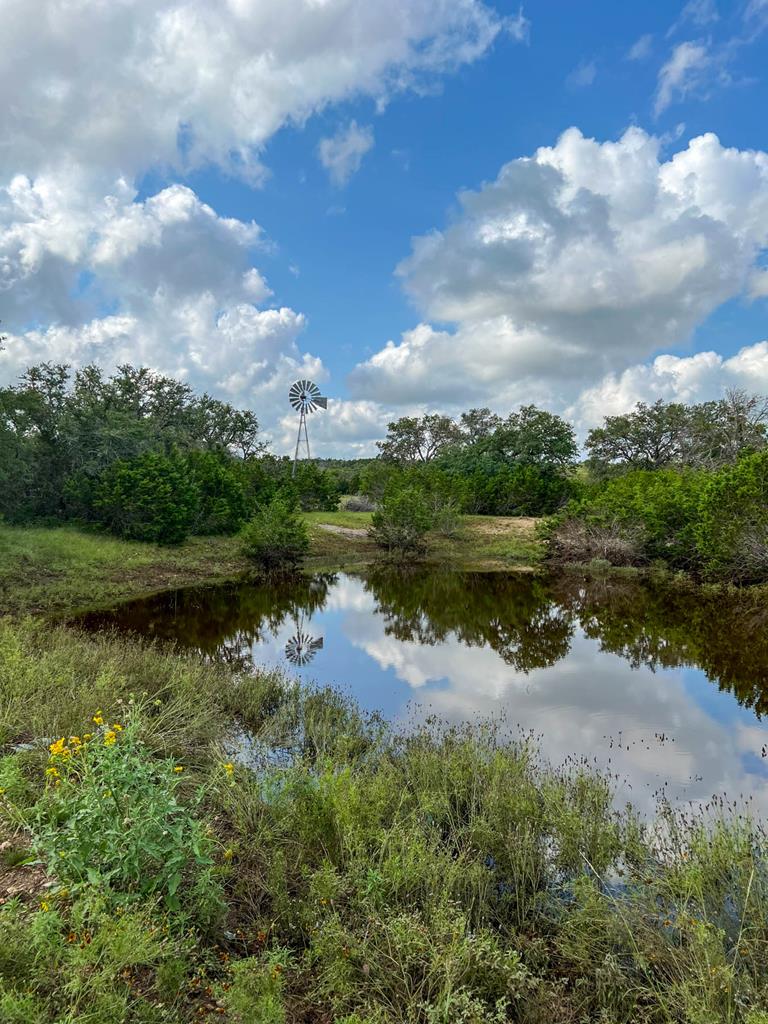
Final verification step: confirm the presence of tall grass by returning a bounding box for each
[2,620,768,1022]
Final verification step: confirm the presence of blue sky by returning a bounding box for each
[2,0,768,453]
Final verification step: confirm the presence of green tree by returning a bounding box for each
[696,451,768,582]
[377,414,463,464]
[187,449,249,535]
[241,496,310,572]
[95,450,198,544]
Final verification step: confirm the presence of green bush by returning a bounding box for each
[549,469,707,568]
[33,714,223,923]
[369,485,434,556]
[187,449,249,535]
[696,451,768,582]
[241,496,310,571]
[94,449,198,544]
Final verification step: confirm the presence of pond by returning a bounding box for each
[80,569,768,815]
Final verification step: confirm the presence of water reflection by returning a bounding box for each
[79,570,768,811]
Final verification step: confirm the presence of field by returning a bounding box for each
[0,515,543,617]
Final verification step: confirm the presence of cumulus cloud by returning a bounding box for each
[1,0,507,182]
[655,41,711,114]
[571,342,768,432]
[318,122,375,186]
[350,128,768,423]
[0,0,514,448]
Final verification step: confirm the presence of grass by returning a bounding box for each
[305,511,542,572]
[2,618,768,1023]
[0,515,543,618]
[0,525,243,617]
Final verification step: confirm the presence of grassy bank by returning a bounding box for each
[1,618,767,1023]
[0,516,543,617]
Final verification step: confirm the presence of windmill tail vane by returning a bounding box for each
[289,379,328,475]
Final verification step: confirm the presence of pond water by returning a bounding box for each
[80,570,768,815]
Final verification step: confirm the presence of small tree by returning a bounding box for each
[94,450,198,544]
[241,496,309,572]
[369,485,434,557]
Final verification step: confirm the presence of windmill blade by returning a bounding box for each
[314,396,328,410]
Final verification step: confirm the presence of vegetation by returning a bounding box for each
[546,451,768,583]
[369,485,435,556]
[3,618,768,1023]
[241,497,311,572]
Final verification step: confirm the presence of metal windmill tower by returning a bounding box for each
[289,378,327,476]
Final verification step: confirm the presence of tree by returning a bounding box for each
[585,400,691,474]
[459,407,502,444]
[586,394,768,476]
[696,451,768,582]
[94,450,198,544]
[377,414,463,464]
[490,405,578,467]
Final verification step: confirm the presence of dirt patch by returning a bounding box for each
[316,524,369,539]
[470,517,538,537]
[0,833,48,905]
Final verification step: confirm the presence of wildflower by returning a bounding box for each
[92,712,104,726]
[49,738,69,758]
[174,766,184,773]
[69,736,82,747]
[45,766,60,778]
[223,848,234,861]
[67,932,77,943]
[103,790,112,799]
[83,733,93,741]
[103,730,117,747]
[112,723,123,732]
[223,763,234,777]
[40,900,50,912]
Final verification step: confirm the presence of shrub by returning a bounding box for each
[343,495,376,512]
[94,449,198,544]
[187,449,249,535]
[241,496,310,572]
[547,469,706,569]
[696,451,768,582]
[369,485,433,556]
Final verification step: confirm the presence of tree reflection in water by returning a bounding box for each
[79,569,768,715]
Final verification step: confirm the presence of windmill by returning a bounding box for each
[284,626,324,667]
[289,378,327,476]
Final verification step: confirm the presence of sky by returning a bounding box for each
[1,0,768,455]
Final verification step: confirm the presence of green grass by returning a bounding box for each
[0,525,244,617]
[2,618,768,1023]
[0,516,544,617]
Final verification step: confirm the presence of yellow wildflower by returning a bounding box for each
[69,736,82,747]
[223,848,234,861]
[224,763,234,776]
[103,730,117,747]
[83,733,93,741]
[49,737,69,758]
[92,712,104,726]
[103,790,112,798]
[112,723,123,732]
[45,766,60,778]
[174,766,184,773]
[40,901,50,912]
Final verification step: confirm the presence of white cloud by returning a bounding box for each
[318,121,375,186]
[1,0,508,183]
[668,0,719,35]
[566,59,597,89]
[0,0,514,447]
[505,5,530,44]
[627,34,654,61]
[655,41,711,115]
[350,128,768,423]
[571,342,768,432]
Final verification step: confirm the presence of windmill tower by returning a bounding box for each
[289,378,327,476]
